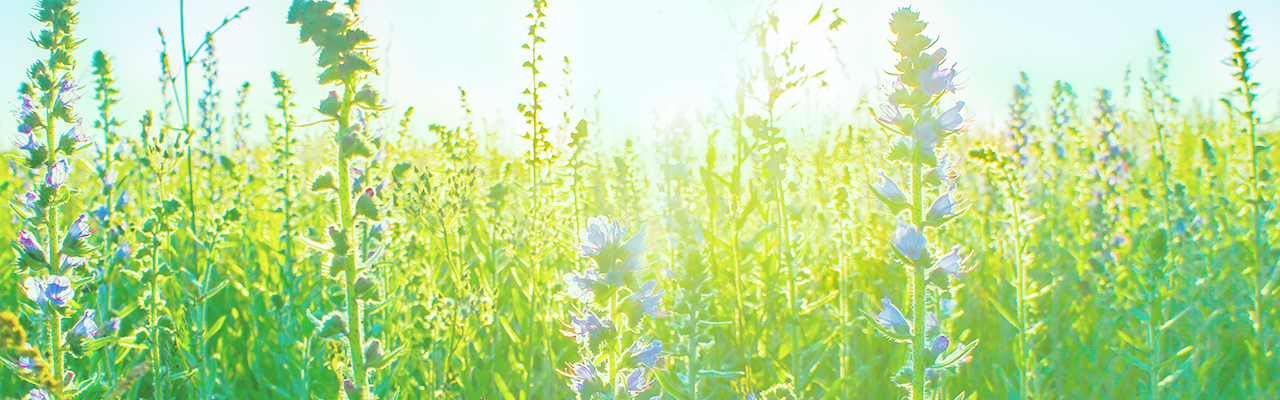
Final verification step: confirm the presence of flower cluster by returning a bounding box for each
[868,8,975,398]
[560,216,666,398]
[6,0,120,397]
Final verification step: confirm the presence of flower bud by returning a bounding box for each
[364,339,384,369]
[342,379,361,400]
[317,312,348,339]
[354,84,379,109]
[355,188,379,220]
[318,91,341,118]
[354,274,378,300]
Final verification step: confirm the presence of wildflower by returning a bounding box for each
[60,255,87,271]
[561,360,605,395]
[15,229,47,263]
[354,274,378,300]
[933,245,969,278]
[921,62,958,97]
[625,367,651,393]
[23,275,73,307]
[26,388,51,400]
[938,101,964,131]
[578,216,629,258]
[877,297,910,337]
[17,356,36,371]
[45,159,70,189]
[72,309,99,339]
[925,334,950,363]
[562,269,604,302]
[62,213,94,255]
[625,279,668,319]
[14,132,41,151]
[872,172,909,211]
[893,221,928,260]
[879,103,904,126]
[925,192,956,224]
[55,77,81,108]
[57,122,91,154]
[912,121,940,154]
[561,309,610,344]
[624,339,663,368]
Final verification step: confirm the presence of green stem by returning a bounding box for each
[337,82,368,399]
[1010,178,1029,400]
[911,148,925,400]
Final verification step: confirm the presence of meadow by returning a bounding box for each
[0,0,1276,399]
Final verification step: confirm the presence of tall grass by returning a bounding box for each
[0,2,1274,399]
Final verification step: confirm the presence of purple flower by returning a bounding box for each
[562,269,604,302]
[877,297,910,337]
[45,159,70,189]
[934,245,968,278]
[893,221,927,260]
[72,309,99,338]
[938,101,964,131]
[63,213,93,246]
[56,77,81,108]
[14,132,40,151]
[911,121,939,153]
[561,361,604,395]
[23,275,73,307]
[925,192,956,223]
[60,255,87,270]
[16,229,46,262]
[26,388,51,400]
[625,339,663,368]
[930,334,950,355]
[103,318,122,336]
[18,94,36,117]
[871,172,909,210]
[17,356,35,371]
[625,367,651,393]
[578,216,629,258]
[878,103,903,126]
[561,309,609,343]
[58,122,91,153]
[920,54,959,96]
[626,280,668,319]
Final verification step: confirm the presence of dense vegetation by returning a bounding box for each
[0,1,1274,399]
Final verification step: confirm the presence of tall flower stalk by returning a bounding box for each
[559,216,665,399]
[1222,11,1272,400]
[8,0,110,397]
[867,8,975,400]
[288,1,393,398]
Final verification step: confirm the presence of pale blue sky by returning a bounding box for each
[1,0,1276,147]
